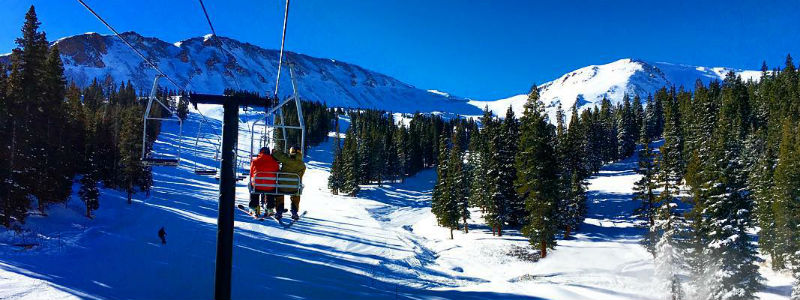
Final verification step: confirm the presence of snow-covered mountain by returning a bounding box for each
[9,32,480,115]
[470,58,762,120]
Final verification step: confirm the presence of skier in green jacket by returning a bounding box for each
[272,146,306,220]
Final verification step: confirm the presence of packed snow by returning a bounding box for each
[0,110,794,299]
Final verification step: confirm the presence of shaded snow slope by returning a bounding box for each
[470,58,761,121]
[15,32,480,115]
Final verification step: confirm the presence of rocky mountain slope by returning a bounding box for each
[11,32,480,115]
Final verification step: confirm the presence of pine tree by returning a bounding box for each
[617,94,636,158]
[660,87,684,188]
[468,109,491,212]
[340,129,360,196]
[515,86,559,258]
[79,171,100,218]
[694,73,762,300]
[501,106,524,225]
[431,135,450,222]
[484,111,507,236]
[438,129,468,238]
[652,199,687,300]
[772,119,800,269]
[633,95,644,143]
[634,143,658,228]
[118,105,148,204]
[450,125,470,233]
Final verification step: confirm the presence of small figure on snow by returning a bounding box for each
[158,227,167,245]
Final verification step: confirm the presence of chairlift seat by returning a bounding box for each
[194,169,218,176]
[142,157,180,166]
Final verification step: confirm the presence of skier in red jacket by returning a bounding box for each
[249,147,279,217]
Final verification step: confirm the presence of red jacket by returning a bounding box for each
[250,154,280,191]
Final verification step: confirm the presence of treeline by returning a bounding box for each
[328,110,456,196]
[275,100,334,151]
[634,57,800,300]
[431,84,642,256]
[0,7,176,227]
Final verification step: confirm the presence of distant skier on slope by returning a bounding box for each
[272,146,306,221]
[158,227,167,245]
[250,147,280,217]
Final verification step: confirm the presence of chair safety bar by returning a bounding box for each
[248,171,303,196]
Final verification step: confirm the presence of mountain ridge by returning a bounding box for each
[471,58,761,120]
[0,31,480,115]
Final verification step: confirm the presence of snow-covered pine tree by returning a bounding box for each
[431,134,450,223]
[340,129,360,196]
[652,192,687,300]
[772,118,800,270]
[793,275,800,300]
[633,95,644,143]
[561,173,587,239]
[599,98,618,163]
[327,148,343,195]
[468,108,492,212]
[515,85,560,258]
[446,130,468,236]
[659,88,684,191]
[484,108,515,236]
[501,106,524,226]
[695,73,762,300]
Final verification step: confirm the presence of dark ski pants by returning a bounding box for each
[274,195,300,213]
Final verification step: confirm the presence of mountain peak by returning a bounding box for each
[472,58,759,121]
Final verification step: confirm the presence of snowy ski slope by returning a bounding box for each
[0,110,794,299]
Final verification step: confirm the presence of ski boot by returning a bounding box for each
[291,210,300,221]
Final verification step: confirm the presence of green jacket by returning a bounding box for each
[273,150,306,192]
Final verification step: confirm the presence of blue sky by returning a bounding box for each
[2,0,799,100]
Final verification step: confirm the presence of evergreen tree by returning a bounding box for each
[118,106,148,204]
[652,199,687,300]
[515,86,559,257]
[79,171,100,218]
[468,108,491,211]
[634,143,658,228]
[431,135,450,222]
[501,106,524,225]
[772,119,800,269]
[617,94,636,159]
[633,95,644,143]
[694,73,762,300]
[340,128,360,196]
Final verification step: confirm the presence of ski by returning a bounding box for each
[279,211,307,229]
[236,204,265,221]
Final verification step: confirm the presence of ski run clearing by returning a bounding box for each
[0,111,794,300]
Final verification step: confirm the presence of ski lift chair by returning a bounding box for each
[191,119,221,176]
[246,93,305,196]
[142,75,183,167]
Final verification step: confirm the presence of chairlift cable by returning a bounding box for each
[76,0,216,125]
[274,0,291,100]
[76,0,183,91]
[197,0,242,91]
